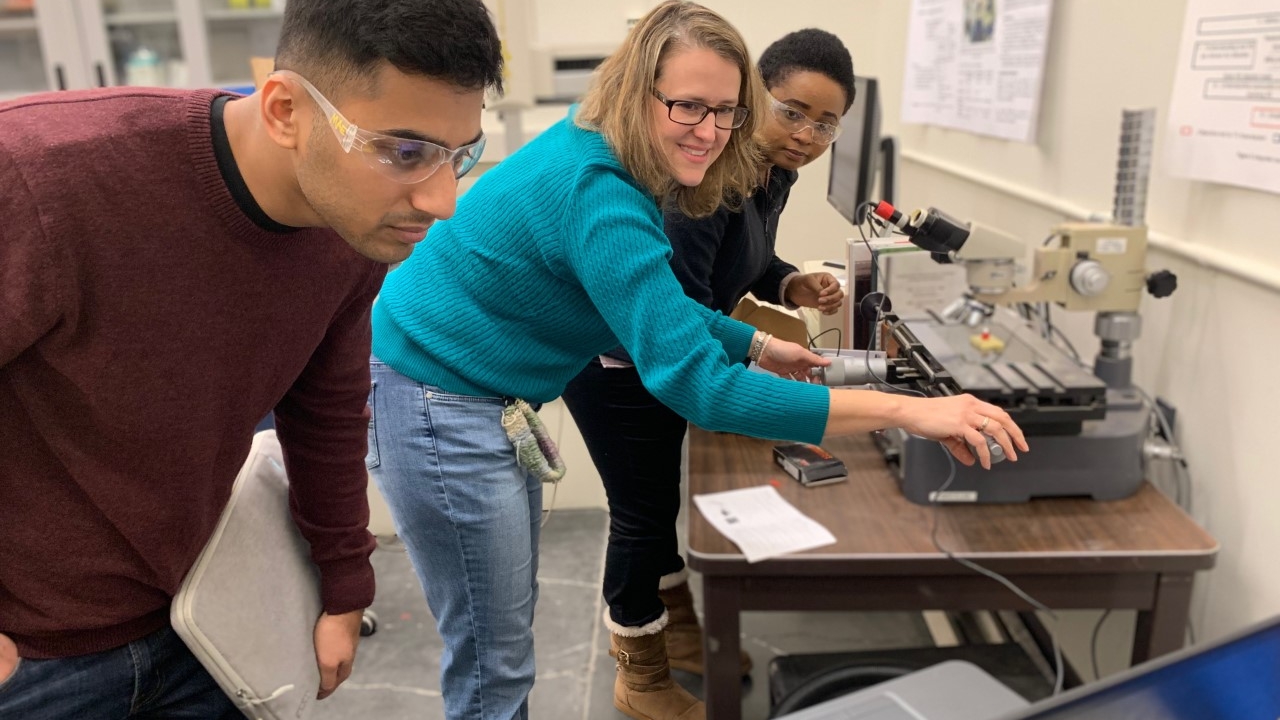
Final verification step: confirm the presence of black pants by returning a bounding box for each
[561,358,689,628]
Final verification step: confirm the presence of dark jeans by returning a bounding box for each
[0,626,241,720]
[561,358,689,628]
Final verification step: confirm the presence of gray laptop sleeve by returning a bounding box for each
[171,430,322,720]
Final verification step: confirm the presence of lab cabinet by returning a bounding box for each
[0,0,285,100]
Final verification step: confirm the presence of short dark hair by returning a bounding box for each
[757,29,855,114]
[276,0,504,98]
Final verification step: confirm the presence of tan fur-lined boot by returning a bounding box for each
[608,610,706,720]
[658,570,752,677]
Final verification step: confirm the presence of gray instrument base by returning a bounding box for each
[882,388,1147,505]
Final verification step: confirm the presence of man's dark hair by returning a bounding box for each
[757,29,855,113]
[276,0,504,97]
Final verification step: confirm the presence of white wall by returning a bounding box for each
[691,0,1280,664]
[530,0,656,49]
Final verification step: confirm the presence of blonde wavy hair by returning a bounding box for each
[576,0,765,218]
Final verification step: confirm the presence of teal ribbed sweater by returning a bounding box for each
[372,110,830,443]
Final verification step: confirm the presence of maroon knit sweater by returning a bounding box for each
[0,88,385,659]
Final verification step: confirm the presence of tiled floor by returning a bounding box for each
[313,509,936,719]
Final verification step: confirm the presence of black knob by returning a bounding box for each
[859,292,892,321]
[1146,270,1178,298]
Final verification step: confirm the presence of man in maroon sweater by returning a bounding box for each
[0,1,502,717]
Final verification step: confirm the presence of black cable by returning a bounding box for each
[1090,610,1197,682]
[809,327,843,353]
[1021,302,1083,364]
[855,202,895,390]
[1049,324,1082,363]
[1039,303,1082,363]
[1090,609,1112,680]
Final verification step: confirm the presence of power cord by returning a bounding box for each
[855,202,898,391]
[808,327,844,354]
[858,364,1069,693]
[927,441,1067,695]
[1017,302,1082,363]
[852,200,1065,694]
[1090,608,1199,682]
[1090,609,1112,680]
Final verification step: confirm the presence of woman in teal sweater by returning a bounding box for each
[369,3,1027,719]
[560,28,858,689]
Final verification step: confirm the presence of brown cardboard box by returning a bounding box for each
[729,297,808,347]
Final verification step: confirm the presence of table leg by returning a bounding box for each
[702,575,743,720]
[1132,572,1194,665]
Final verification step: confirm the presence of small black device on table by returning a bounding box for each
[774,442,848,486]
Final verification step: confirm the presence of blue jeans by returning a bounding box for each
[368,358,542,720]
[0,626,240,720]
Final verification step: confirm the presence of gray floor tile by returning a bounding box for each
[537,508,610,584]
[588,634,624,718]
[314,510,608,720]
[313,538,444,718]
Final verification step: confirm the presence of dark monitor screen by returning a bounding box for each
[827,76,881,226]
[1006,615,1280,720]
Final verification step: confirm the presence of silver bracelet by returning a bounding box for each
[748,332,772,363]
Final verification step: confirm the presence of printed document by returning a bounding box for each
[692,486,836,563]
[901,0,1054,142]
[1166,0,1280,195]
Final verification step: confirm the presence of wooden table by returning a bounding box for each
[685,428,1218,720]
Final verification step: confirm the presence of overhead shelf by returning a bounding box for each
[105,11,178,26]
[205,8,283,21]
[0,16,38,32]
[0,88,44,101]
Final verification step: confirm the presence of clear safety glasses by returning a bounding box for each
[768,95,842,145]
[273,70,486,184]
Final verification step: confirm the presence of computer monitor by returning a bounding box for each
[827,76,882,226]
[1001,613,1280,720]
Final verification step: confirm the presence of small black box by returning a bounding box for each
[773,443,848,486]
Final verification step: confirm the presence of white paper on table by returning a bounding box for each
[692,486,836,563]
